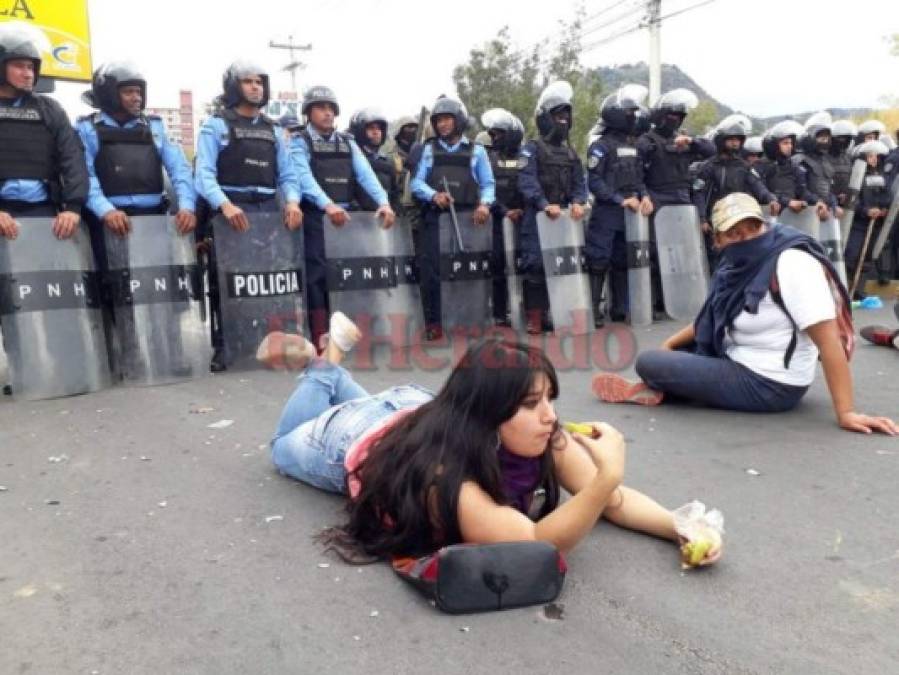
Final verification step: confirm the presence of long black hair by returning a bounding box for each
[321,339,562,561]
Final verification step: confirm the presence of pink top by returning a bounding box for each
[344,408,417,499]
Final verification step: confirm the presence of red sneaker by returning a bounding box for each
[859,325,899,349]
[591,373,664,406]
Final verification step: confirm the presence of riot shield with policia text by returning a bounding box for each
[211,210,305,369]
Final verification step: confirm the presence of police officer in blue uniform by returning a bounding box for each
[482,108,526,326]
[0,31,90,394]
[411,96,494,340]
[290,86,395,344]
[586,87,652,326]
[194,60,302,371]
[0,32,87,242]
[348,107,398,210]
[517,84,586,334]
[76,63,197,267]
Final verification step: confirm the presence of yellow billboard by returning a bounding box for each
[0,0,92,81]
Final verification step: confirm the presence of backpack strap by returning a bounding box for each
[769,271,799,370]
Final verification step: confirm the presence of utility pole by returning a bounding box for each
[268,36,312,94]
[647,0,662,104]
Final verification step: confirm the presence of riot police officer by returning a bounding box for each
[637,88,714,318]
[348,107,398,210]
[830,120,857,207]
[757,120,818,212]
[845,140,892,296]
[194,60,302,371]
[76,62,197,259]
[290,85,395,343]
[793,113,839,221]
[517,83,587,334]
[742,136,764,168]
[481,108,525,326]
[410,96,495,340]
[693,115,778,232]
[0,31,91,394]
[0,31,87,241]
[638,89,714,209]
[586,85,652,326]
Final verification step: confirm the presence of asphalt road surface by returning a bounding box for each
[2,308,897,674]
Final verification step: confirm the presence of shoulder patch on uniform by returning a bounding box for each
[591,147,604,158]
[520,148,532,157]
[517,156,529,169]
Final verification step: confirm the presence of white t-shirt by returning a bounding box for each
[724,249,836,386]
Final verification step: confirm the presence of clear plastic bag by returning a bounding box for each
[672,500,724,569]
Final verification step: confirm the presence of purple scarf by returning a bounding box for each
[497,445,542,514]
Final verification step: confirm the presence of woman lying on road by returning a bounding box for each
[263,312,723,563]
[592,192,898,436]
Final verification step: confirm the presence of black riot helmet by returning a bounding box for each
[81,61,147,114]
[649,88,699,133]
[763,120,803,160]
[0,29,41,90]
[480,108,524,154]
[429,95,468,139]
[535,80,574,141]
[713,114,751,153]
[600,84,647,134]
[302,85,340,116]
[221,60,270,109]
[349,107,388,149]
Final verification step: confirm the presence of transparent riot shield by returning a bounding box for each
[325,211,423,347]
[535,210,593,334]
[104,214,210,385]
[654,205,709,321]
[438,211,493,333]
[624,210,652,326]
[502,216,526,332]
[212,211,305,369]
[0,219,111,400]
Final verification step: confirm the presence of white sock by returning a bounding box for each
[328,311,360,352]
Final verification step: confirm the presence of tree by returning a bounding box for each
[452,17,604,155]
[681,99,718,137]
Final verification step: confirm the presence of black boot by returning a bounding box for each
[589,270,607,329]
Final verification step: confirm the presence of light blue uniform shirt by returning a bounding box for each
[410,137,495,205]
[0,96,49,203]
[76,112,197,218]
[194,112,300,210]
[289,126,388,210]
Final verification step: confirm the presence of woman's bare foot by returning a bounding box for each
[591,373,664,406]
[322,312,362,364]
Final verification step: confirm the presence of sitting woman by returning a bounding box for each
[267,312,722,563]
[592,193,897,436]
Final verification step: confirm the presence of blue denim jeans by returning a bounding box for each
[635,349,808,413]
[271,360,433,493]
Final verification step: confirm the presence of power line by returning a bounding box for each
[580,0,641,27]
[579,3,647,40]
[580,0,717,54]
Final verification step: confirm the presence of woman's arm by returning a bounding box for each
[457,424,625,553]
[555,432,677,541]
[661,323,695,351]
[806,319,898,435]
